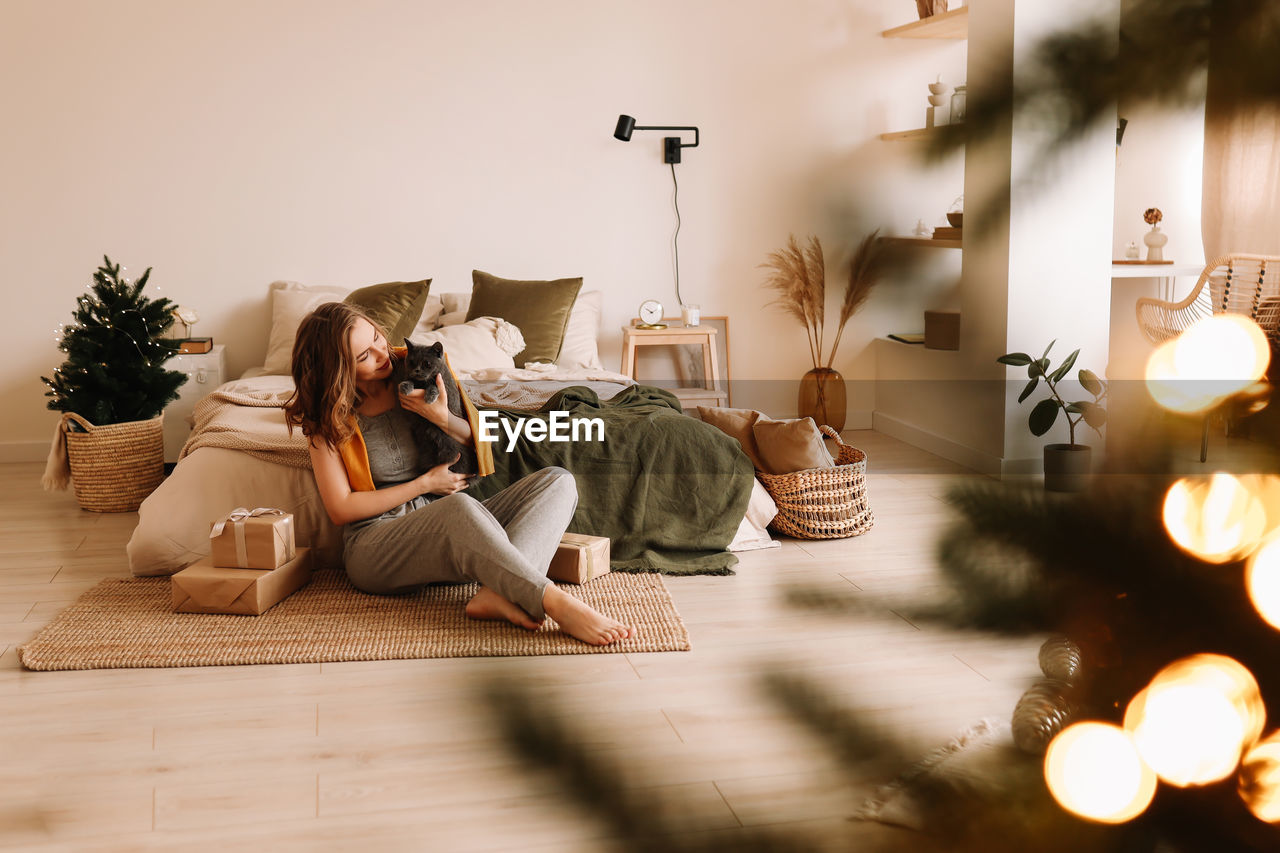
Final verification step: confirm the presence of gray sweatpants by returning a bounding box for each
[342,467,577,620]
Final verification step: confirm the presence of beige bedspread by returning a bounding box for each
[182,385,310,468]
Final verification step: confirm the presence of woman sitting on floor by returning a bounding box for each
[284,302,633,646]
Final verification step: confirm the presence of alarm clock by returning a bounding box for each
[637,299,666,330]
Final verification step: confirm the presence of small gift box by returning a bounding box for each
[172,548,313,615]
[547,533,611,585]
[210,507,296,569]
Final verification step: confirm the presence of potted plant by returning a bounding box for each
[761,230,883,431]
[41,256,188,511]
[997,341,1107,492]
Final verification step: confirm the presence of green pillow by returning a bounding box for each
[467,270,583,365]
[344,279,432,343]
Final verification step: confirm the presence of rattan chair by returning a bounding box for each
[1136,254,1280,347]
[1135,254,1280,460]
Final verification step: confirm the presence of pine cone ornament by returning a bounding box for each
[1012,678,1078,754]
[1038,635,1084,684]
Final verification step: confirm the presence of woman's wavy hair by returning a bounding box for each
[283,301,386,448]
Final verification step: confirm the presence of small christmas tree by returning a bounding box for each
[42,256,187,426]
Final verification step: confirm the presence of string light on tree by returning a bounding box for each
[1145,314,1271,414]
[1043,722,1157,823]
[1163,473,1270,564]
[1123,654,1265,788]
[1247,537,1280,631]
[1240,732,1280,822]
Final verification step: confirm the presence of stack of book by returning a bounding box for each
[932,226,962,241]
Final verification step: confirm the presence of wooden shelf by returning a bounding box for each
[880,236,962,249]
[879,125,965,143]
[879,127,935,141]
[882,6,968,39]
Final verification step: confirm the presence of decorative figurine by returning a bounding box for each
[926,75,950,127]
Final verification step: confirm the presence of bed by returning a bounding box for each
[126,279,778,578]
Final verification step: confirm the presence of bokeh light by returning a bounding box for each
[1163,473,1268,564]
[1145,314,1270,413]
[1125,654,1265,787]
[1247,536,1280,630]
[1239,732,1280,823]
[1044,722,1157,823]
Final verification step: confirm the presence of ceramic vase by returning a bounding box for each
[798,368,847,432]
[1144,225,1168,262]
[915,0,948,18]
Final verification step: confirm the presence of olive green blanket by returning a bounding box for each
[466,385,753,575]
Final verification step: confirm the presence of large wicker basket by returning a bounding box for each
[63,413,164,512]
[756,425,874,540]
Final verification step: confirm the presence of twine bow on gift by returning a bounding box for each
[211,507,290,568]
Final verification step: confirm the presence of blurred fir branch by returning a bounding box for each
[760,670,907,769]
[481,680,821,853]
[919,476,1280,708]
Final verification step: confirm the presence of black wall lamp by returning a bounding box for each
[612,113,701,311]
[613,114,700,164]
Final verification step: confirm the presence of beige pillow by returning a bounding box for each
[261,282,349,375]
[440,292,472,315]
[467,270,583,365]
[408,317,525,372]
[557,290,604,369]
[410,295,445,336]
[753,417,836,475]
[697,406,767,470]
[433,293,471,328]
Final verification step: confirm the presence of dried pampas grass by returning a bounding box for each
[761,230,883,370]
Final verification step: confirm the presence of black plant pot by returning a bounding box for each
[1044,444,1092,492]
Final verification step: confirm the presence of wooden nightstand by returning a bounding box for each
[620,322,728,409]
[163,345,226,463]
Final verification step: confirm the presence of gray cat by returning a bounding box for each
[396,339,479,476]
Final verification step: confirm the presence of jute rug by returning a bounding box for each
[18,570,689,671]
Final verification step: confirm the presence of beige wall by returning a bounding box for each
[2,0,971,458]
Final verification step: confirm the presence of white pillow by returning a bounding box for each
[409,317,525,372]
[262,281,349,375]
[408,295,445,339]
[426,289,601,369]
[557,290,603,370]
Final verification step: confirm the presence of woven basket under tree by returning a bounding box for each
[41,256,186,512]
[755,425,875,539]
[59,412,165,512]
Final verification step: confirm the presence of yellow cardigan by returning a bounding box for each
[336,348,495,491]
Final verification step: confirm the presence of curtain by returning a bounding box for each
[1201,5,1280,259]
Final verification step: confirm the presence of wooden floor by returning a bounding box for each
[0,432,1090,850]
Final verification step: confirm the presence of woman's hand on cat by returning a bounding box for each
[417,454,471,496]
[398,373,451,429]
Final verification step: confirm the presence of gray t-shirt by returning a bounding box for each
[344,406,435,534]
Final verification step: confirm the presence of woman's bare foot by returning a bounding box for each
[465,587,542,630]
[542,585,635,646]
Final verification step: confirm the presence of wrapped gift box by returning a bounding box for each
[173,548,313,615]
[210,508,296,569]
[547,533,611,585]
